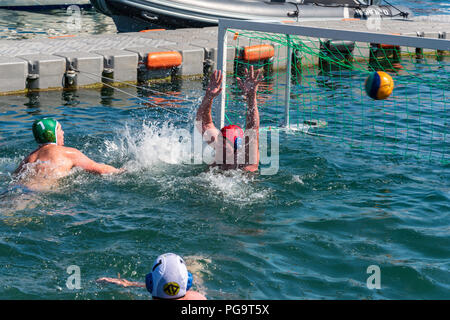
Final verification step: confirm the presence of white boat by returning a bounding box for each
[0,1,91,10]
[90,0,413,32]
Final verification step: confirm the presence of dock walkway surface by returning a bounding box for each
[0,16,449,94]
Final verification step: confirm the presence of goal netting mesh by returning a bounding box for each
[218,24,449,164]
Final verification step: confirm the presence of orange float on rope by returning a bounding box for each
[376,43,400,50]
[146,51,182,69]
[139,29,166,32]
[392,63,404,69]
[242,44,274,62]
[48,35,76,39]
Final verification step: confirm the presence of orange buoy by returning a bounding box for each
[378,44,400,50]
[146,51,182,69]
[242,44,274,62]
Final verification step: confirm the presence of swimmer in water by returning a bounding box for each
[97,253,206,300]
[13,118,123,192]
[196,67,263,172]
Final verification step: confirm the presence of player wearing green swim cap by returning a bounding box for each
[14,117,124,191]
[32,118,59,145]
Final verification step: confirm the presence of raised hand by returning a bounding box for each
[205,70,223,98]
[236,66,263,99]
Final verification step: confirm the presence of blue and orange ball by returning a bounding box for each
[365,71,394,100]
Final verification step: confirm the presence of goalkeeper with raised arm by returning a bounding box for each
[196,66,263,172]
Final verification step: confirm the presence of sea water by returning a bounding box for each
[0,0,449,300]
[0,76,448,299]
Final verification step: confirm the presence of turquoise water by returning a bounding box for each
[0,70,449,299]
[0,7,117,40]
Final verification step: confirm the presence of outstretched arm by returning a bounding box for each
[237,66,263,171]
[65,148,123,175]
[96,277,145,288]
[196,70,222,146]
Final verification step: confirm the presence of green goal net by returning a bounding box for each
[216,20,449,164]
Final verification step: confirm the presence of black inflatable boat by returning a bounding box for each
[90,0,413,32]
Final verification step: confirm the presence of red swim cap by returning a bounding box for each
[220,125,244,150]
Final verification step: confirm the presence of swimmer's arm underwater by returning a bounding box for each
[64,148,123,175]
[13,158,28,175]
[13,149,36,175]
[196,70,222,146]
[96,277,145,288]
[96,277,207,300]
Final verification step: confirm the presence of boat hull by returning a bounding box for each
[91,0,413,32]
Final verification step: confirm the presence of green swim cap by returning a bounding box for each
[32,118,59,144]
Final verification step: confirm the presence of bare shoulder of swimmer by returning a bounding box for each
[41,145,77,161]
[177,291,207,300]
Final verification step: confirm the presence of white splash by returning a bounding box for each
[102,121,272,205]
[104,121,195,172]
[292,175,305,185]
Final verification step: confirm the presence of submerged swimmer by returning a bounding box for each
[196,67,262,172]
[13,117,123,192]
[97,253,206,300]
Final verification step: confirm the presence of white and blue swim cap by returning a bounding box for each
[145,253,193,299]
